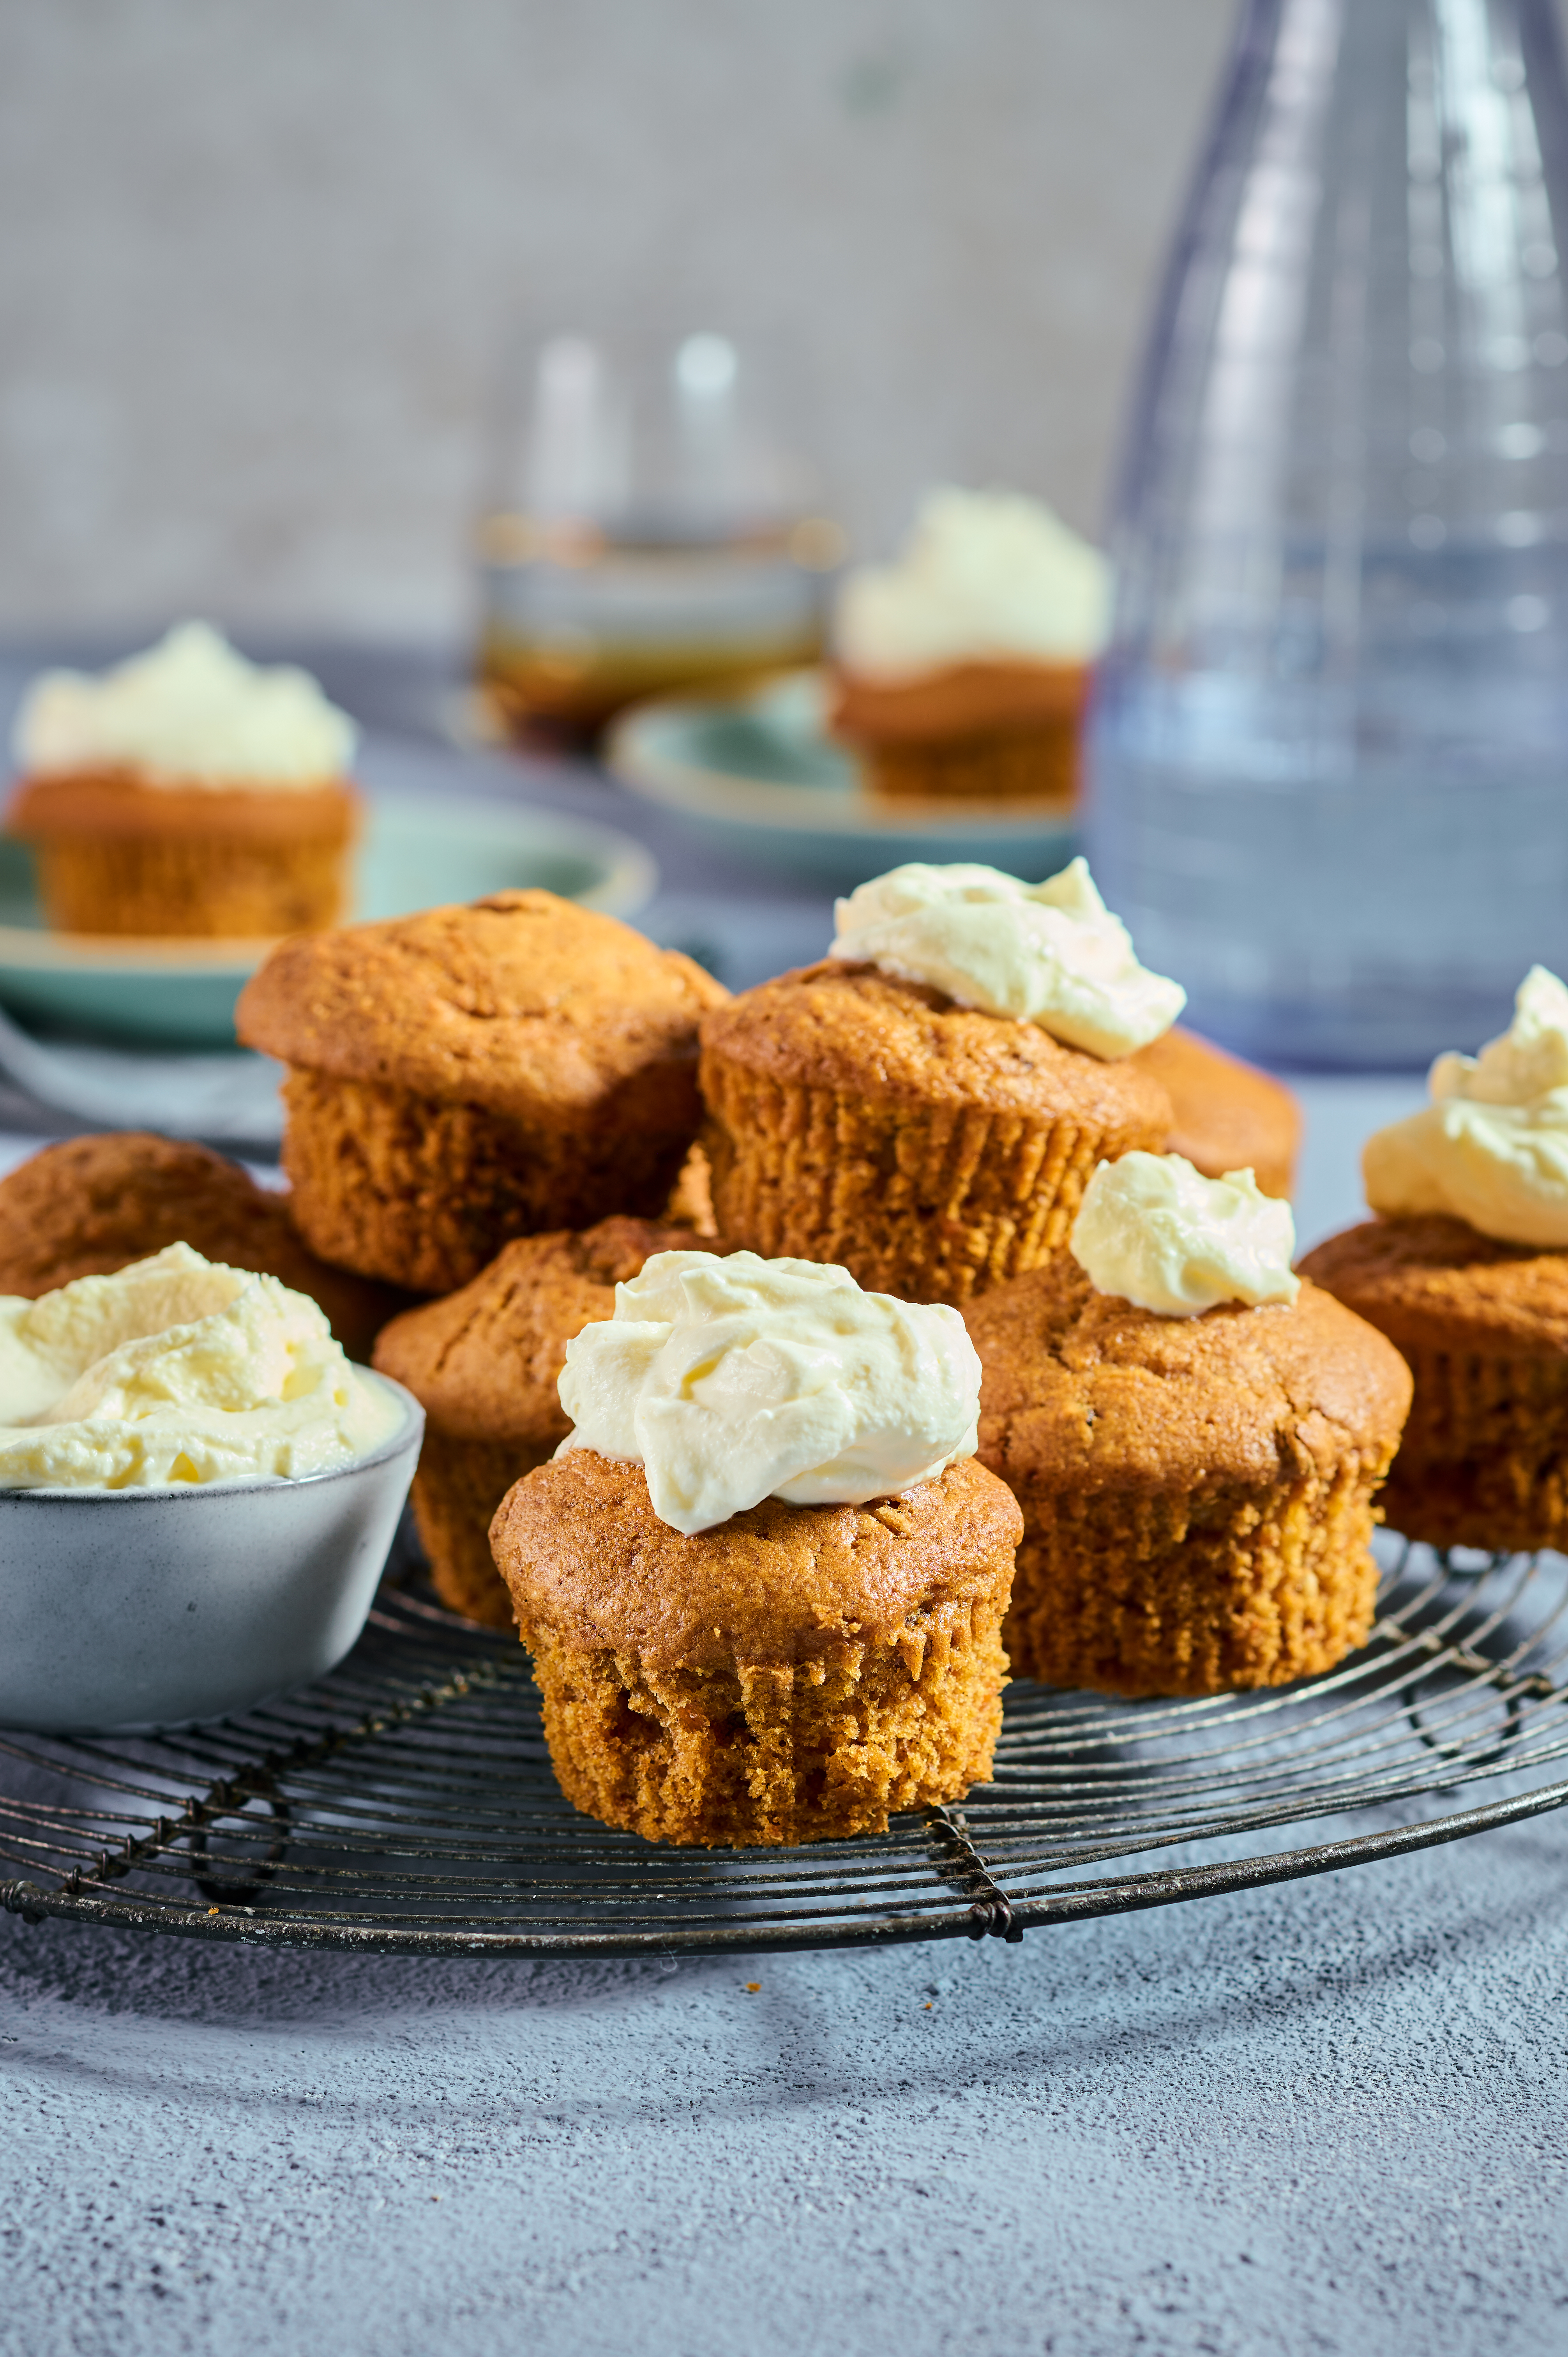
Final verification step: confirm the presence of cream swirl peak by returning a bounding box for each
[1070,1152,1301,1318]
[13,622,358,790]
[556,1250,980,1535]
[830,856,1185,1058]
[834,486,1111,681]
[0,1243,399,1489]
[1363,966,1568,1246]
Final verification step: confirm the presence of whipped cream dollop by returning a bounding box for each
[0,1244,400,1489]
[1363,966,1568,1246]
[830,857,1185,1058]
[12,622,358,790]
[1070,1152,1301,1318]
[556,1249,980,1535]
[834,486,1111,682]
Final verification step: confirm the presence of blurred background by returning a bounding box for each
[0,0,1234,644]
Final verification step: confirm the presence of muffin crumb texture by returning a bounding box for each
[491,1452,1021,1846]
[700,962,1171,1306]
[1301,1214,1568,1551]
[966,1260,1411,1697]
[374,1215,715,1622]
[237,891,727,1292]
[0,1130,406,1362]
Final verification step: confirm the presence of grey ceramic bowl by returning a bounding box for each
[0,1369,424,1734]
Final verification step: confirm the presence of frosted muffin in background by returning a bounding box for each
[7,622,360,938]
[830,488,1110,806]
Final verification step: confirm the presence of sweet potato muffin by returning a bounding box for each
[1130,1027,1301,1201]
[964,1256,1411,1697]
[831,659,1088,806]
[699,960,1172,1307]
[236,889,728,1294]
[7,624,360,937]
[0,1131,406,1362]
[1299,1215,1568,1553]
[374,1215,715,1626]
[7,773,357,938]
[489,1451,1022,1846]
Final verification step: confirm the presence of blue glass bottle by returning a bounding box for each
[1089,0,1568,1066]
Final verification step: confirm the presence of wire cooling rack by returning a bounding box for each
[4,1534,1568,1958]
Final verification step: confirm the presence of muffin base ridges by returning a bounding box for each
[1376,1344,1568,1553]
[411,1429,547,1628]
[703,1065,1110,1306]
[33,830,350,938]
[858,720,1077,807]
[516,1600,1008,1846]
[281,1067,699,1294]
[1003,1452,1393,1698]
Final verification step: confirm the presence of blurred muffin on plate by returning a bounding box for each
[7,623,360,938]
[830,488,1109,806]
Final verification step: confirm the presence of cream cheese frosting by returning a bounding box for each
[0,1244,400,1489]
[834,486,1111,682]
[1070,1152,1301,1318]
[556,1249,981,1535]
[1362,966,1568,1246]
[830,856,1185,1057]
[12,622,358,790]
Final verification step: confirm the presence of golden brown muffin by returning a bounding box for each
[964,1256,1411,1697]
[235,890,729,1294]
[699,960,1172,1307]
[831,660,1086,806]
[0,1131,408,1362]
[1130,1027,1302,1201]
[490,1451,1022,1846]
[6,770,358,938]
[1299,1214,1568,1553]
[373,1214,716,1626]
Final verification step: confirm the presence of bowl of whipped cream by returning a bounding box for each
[0,1242,423,1732]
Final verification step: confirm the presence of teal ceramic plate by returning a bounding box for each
[0,791,656,1048]
[606,669,1078,889]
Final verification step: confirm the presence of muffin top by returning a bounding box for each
[700,959,1174,1131]
[373,1215,715,1446]
[965,1255,1411,1495]
[490,1451,1022,1671]
[236,891,728,1116]
[1299,1215,1568,1356]
[0,1131,407,1362]
[1128,1026,1301,1198]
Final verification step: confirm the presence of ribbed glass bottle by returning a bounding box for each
[1089,0,1568,1065]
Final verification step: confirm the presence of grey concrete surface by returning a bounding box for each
[0,0,1237,637]
[4,1818,1568,2357]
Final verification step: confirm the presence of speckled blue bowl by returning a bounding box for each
[0,1369,423,1734]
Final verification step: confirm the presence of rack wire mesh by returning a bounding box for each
[4,1532,1568,1958]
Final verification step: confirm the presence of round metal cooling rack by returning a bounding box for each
[4,1535,1568,1959]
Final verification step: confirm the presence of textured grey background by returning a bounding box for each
[0,0,1238,639]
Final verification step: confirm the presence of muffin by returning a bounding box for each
[6,623,359,938]
[235,889,728,1294]
[1298,966,1568,1554]
[830,488,1109,806]
[489,1249,1021,1846]
[0,1131,407,1362]
[1299,1217,1568,1553]
[699,859,1180,1306]
[966,1154,1411,1696]
[1130,1027,1301,1201]
[374,1214,715,1626]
